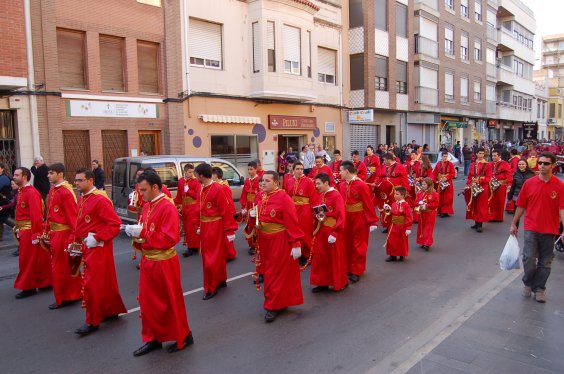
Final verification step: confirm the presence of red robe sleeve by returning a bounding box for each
[425,191,440,210]
[356,162,368,181]
[92,196,121,243]
[404,201,413,231]
[240,179,250,208]
[174,178,185,206]
[358,181,378,226]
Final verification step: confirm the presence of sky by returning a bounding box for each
[521,0,564,67]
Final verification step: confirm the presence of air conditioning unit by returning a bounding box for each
[549,118,556,123]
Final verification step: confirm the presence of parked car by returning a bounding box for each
[422,151,461,178]
[112,155,245,223]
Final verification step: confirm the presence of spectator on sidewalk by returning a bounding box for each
[462,144,473,176]
[92,160,105,190]
[31,156,50,201]
[510,152,564,303]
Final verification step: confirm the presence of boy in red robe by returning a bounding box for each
[414,178,439,251]
[351,150,368,181]
[174,164,201,257]
[465,148,492,232]
[384,186,413,262]
[433,151,456,217]
[330,150,343,185]
[212,166,237,261]
[241,161,261,255]
[364,145,381,185]
[490,150,512,222]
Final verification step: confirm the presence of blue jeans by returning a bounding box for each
[522,230,556,291]
[464,160,470,175]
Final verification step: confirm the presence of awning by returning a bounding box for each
[199,114,261,124]
[444,121,468,129]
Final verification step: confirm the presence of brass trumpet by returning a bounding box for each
[127,190,140,212]
[414,199,427,214]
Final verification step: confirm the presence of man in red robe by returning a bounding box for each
[174,164,200,257]
[44,163,82,309]
[310,173,348,293]
[125,170,192,356]
[73,167,126,336]
[351,150,368,181]
[384,187,413,262]
[433,151,456,217]
[241,161,260,255]
[194,163,238,300]
[339,161,378,283]
[287,162,316,265]
[256,171,303,322]
[212,166,237,261]
[465,148,492,232]
[308,156,335,185]
[13,167,52,298]
[330,150,343,185]
[364,146,381,185]
[490,150,512,222]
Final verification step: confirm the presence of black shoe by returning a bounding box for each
[74,324,99,336]
[136,264,141,270]
[182,248,197,258]
[12,249,19,257]
[48,300,78,310]
[299,257,307,267]
[248,247,255,256]
[103,314,120,322]
[382,228,389,234]
[470,224,478,229]
[167,332,194,353]
[202,290,218,300]
[312,286,329,293]
[15,289,37,299]
[264,309,280,323]
[257,274,264,283]
[385,256,397,262]
[398,256,404,262]
[476,226,483,233]
[133,340,162,357]
[218,281,227,288]
[348,274,360,283]
[423,246,430,251]
[226,257,235,263]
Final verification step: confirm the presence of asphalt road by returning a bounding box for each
[0,178,561,373]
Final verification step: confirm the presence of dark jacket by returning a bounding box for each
[462,147,473,162]
[93,167,105,189]
[508,168,535,201]
[31,164,50,195]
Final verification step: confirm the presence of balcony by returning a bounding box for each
[415,86,438,106]
[415,35,438,59]
[497,64,515,86]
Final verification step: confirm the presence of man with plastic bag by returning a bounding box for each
[510,152,564,303]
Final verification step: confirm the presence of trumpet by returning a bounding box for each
[414,199,427,214]
[127,190,140,212]
[382,204,392,215]
[414,180,423,193]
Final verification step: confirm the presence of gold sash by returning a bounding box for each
[258,222,286,234]
[391,215,405,224]
[345,202,364,212]
[201,215,221,222]
[246,193,256,202]
[323,217,337,227]
[141,248,177,261]
[15,220,32,230]
[49,222,70,231]
[183,196,196,205]
[292,196,310,205]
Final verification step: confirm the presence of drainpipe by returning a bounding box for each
[180,0,191,95]
[24,0,40,158]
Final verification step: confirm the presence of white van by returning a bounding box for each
[112,155,245,223]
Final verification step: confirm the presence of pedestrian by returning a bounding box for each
[507,158,535,216]
[0,162,12,241]
[13,167,52,299]
[415,178,439,251]
[351,150,368,181]
[310,172,348,293]
[1,180,17,249]
[465,148,492,233]
[303,144,315,175]
[510,152,564,303]
[527,150,539,173]
[383,186,413,262]
[316,144,331,164]
[286,147,297,163]
[91,160,105,190]
[240,161,261,256]
[288,162,316,266]
[308,156,335,186]
[453,141,461,160]
[277,150,287,177]
[44,163,82,310]
[433,151,456,217]
[339,161,378,283]
[126,170,193,356]
[490,150,512,222]
[72,167,126,336]
[174,164,200,258]
[508,149,520,174]
[194,163,238,300]
[212,166,237,262]
[31,156,50,201]
[462,144,472,176]
[255,171,304,323]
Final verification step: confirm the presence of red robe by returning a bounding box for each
[465,161,492,222]
[174,177,200,249]
[490,160,511,221]
[256,189,304,310]
[45,182,82,304]
[240,175,260,249]
[218,180,237,261]
[506,156,520,212]
[415,190,439,247]
[75,189,126,326]
[330,160,342,185]
[134,194,190,348]
[374,163,409,228]
[310,188,348,291]
[364,155,381,184]
[286,176,316,258]
[196,182,238,294]
[282,173,294,192]
[136,184,171,219]
[405,159,421,207]
[353,160,368,181]
[308,164,335,186]
[508,156,520,174]
[385,200,413,257]
[14,185,52,290]
[339,178,378,276]
[433,161,455,215]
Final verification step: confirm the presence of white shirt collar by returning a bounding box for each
[84,187,96,196]
[327,187,335,192]
[151,192,165,202]
[55,181,66,187]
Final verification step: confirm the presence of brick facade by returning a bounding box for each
[0,0,27,79]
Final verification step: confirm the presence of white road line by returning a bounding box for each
[123,271,255,315]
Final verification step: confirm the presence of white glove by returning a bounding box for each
[241,208,247,216]
[328,235,337,244]
[421,204,427,210]
[406,230,412,236]
[418,200,425,206]
[249,208,257,218]
[196,228,201,235]
[31,238,40,245]
[383,203,391,210]
[369,225,378,232]
[125,224,143,238]
[84,233,99,248]
[184,185,189,193]
[227,234,236,242]
[291,247,302,260]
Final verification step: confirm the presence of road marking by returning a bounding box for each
[123,271,255,315]
[365,269,521,374]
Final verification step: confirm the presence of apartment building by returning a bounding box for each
[532,71,548,140]
[541,34,564,139]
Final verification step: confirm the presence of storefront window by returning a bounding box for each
[323,136,336,154]
[211,135,258,176]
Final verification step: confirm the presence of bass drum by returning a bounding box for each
[375,179,395,204]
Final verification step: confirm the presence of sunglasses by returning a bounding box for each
[538,161,553,166]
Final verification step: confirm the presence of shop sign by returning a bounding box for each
[487,119,497,128]
[67,100,159,118]
[348,109,374,123]
[523,121,538,140]
[268,115,317,129]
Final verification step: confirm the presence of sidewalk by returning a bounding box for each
[407,254,564,374]
[0,228,19,281]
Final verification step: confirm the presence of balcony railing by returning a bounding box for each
[415,86,438,106]
[487,100,496,113]
[487,25,497,42]
[415,0,438,10]
[415,35,438,58]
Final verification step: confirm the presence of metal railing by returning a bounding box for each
[415,35,438,58]
[415,86,438,106]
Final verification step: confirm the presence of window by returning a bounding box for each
[396,3,408,38]
[350,54,364,90]
[461,32,469,60]
[306,31,312,78]
[189,19,222,69]
[559,104,562,118]
[99,35,125,91]
[375,55,388,91]
[550,103,556,118]
[486,47,496,65]
[474,39,481,61]
[474,1,482,21]
[137,41,160,93]
[211,135,259,176]
[252,22,261,73]
[375,0,388,31]
[57,29,86,89]
[396,61,407,94]
[461,0,469,18]
[267,21,276,72]
[283,25,301,75]
[349,0,363,28]
[445,25,454,55]
[474,80,481,101]
[445,71,454,101]
[318,47,337,84]
[142,162,178,188]
[460,76,469,103]
[445,0,454,10]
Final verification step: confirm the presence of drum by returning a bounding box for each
[375,178,395,202]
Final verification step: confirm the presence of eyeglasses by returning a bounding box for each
[538,161,553,166]
[74,179,85,182]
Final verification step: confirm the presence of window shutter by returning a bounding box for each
[57,29,86,88]
[487,10,496,26]
[137,41,159,93]
[475,1,481,15]
[474,39,481,51]
[283,25,300,62]
[486,48,496,64]
[375,55,388,78]
[461,33,469,48]
[445,72,454,96]
[474,81,481,94]
[267,22,275,50]
[460,77,468,96]
[318,47,336,76]
[461,0,468,7]
[100,35,125,91]
[190,19,222,62]
[445,27,453,41]
[420,17,437,41]
[252,22,261,72]
[486,84,496,100]
[420,67,437,89]
[396,61,407,82]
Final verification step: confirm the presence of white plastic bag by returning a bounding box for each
[499,235,520,270]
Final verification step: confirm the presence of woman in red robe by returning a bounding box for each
[415,178,439,251]
[384,187,413,262]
